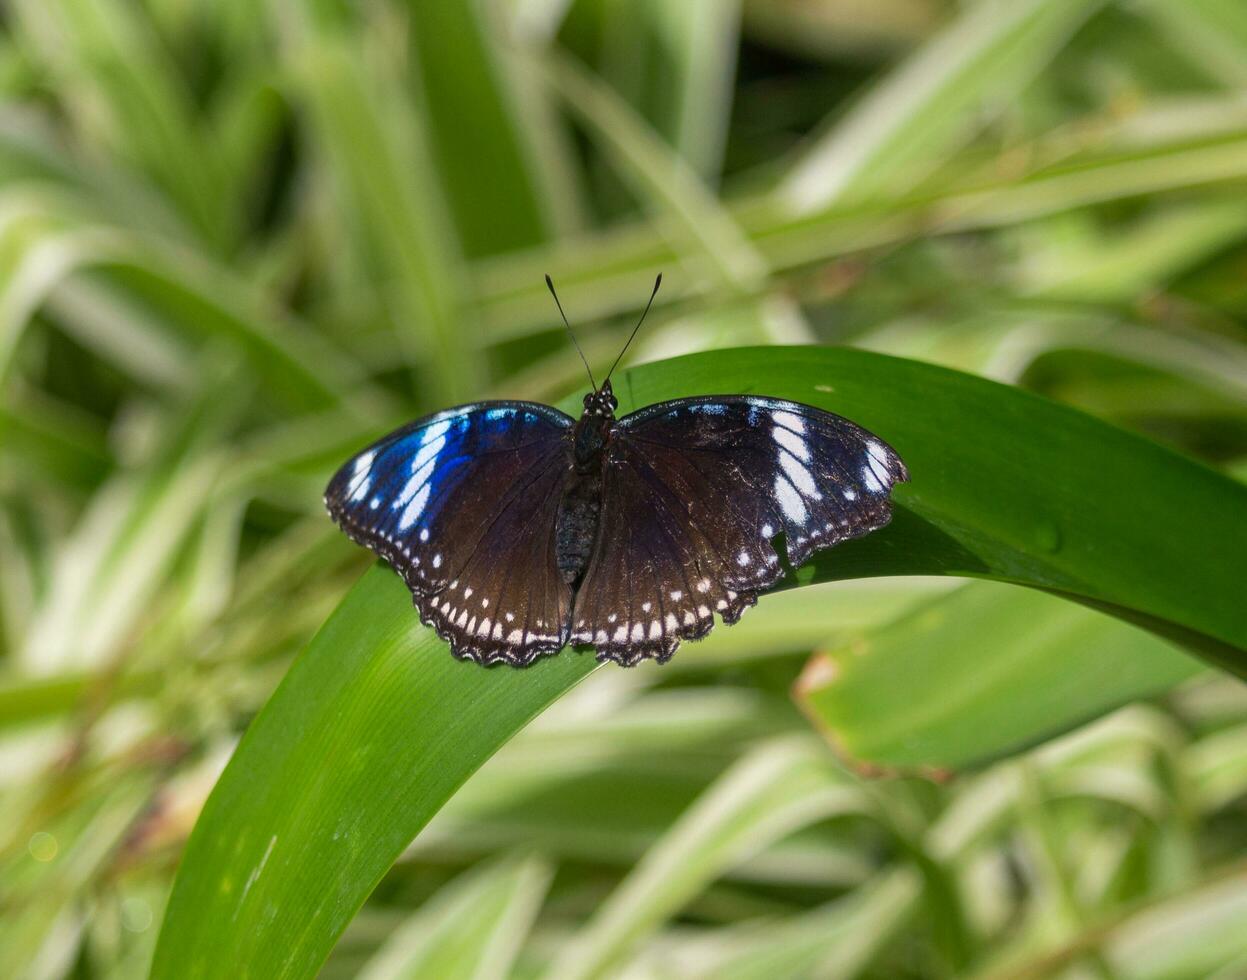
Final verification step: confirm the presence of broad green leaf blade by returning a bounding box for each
[151,564,593,980]
[355,856,551,980]
[152,347,1247,979]
[795,582,1204,774]
[636,348,1244,669]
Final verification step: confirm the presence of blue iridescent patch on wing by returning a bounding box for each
[325,402,574,608]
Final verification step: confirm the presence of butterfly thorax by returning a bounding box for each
[572,382,617,465]
[557,384,618,585]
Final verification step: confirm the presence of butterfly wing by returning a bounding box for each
[570,396,908,665]
[325,402,575,666]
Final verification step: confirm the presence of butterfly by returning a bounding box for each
[325,275,908,667]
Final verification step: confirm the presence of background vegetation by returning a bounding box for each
[1,0,1246,977]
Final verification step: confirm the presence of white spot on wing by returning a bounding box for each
[346,450,376,502]
[780,451,819,498]
[398,484,431,530]
[867,452,891,486]
[774,475,807,523]
[772,425,809,460]
[393,458,437,510]
[772,410,805,434]
[421,418,451,445]
[410,438,444,477]
[631,623,644,642]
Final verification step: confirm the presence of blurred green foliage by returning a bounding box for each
[2,0,1246,978]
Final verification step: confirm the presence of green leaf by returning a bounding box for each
[152,562,589,980]
[794,582,1205,773]
[151,347,1247,979]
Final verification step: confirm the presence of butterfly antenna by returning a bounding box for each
[604,273,662,385]
[546,274,597,390]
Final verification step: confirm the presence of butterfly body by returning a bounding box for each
[556,381,618,584]
[326,378,908,668]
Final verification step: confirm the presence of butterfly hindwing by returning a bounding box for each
[324,402,576,666]
[570,397,908,665]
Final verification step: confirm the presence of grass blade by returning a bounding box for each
[542,52,768,294]
[355,856,551,980]
[278,16,479,402]
[407,4,555,256]
[677,869,920,980]
[779,0,1105,212]
[545,738,869,980]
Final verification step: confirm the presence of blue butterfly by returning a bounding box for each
[326,276,908,667]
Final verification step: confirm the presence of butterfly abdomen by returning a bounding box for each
[557,411,613,585]
[555,466,602,586]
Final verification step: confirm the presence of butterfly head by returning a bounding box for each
[583,380,618,419]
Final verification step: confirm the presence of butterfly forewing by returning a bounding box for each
[324,402,576,666]
[570,397,908,665]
